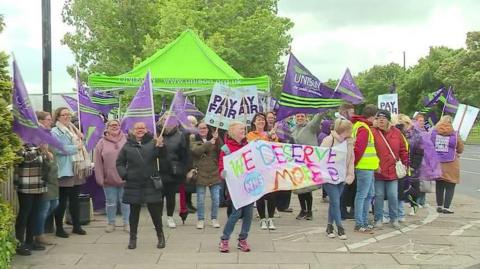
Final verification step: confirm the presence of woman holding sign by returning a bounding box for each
[320,118,355,240]
[218,121,252,253]
[246,113,278,230]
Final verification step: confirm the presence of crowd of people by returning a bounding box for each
[13,102,463,255]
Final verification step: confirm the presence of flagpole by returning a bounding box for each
[441,87,451,118]
[148,71,156,137]
[76,68,82,132]
[159,90,175,137]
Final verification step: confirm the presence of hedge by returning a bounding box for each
[0,199,16,268]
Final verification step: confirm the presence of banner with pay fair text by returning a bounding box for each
[224,140,347,209]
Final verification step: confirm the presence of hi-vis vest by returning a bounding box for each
[352,121,379,170]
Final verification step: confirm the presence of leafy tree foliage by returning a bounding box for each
[0,15,22,182]
[62,0,293,94]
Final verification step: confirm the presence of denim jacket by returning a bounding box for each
[51,127,78,177]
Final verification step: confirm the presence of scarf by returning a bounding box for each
[56,121,92,178]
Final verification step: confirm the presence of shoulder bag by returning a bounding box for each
[135,148,164,191]
[379,131,407,179]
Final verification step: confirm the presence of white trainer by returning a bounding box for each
[196,220,204,229]
[211,219,220,228]
[260,219,268,230]
[267,218,276,230]
[167,217,176,228]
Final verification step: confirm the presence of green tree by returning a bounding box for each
[62,0,293,94]
[436,31,480,108]
[0,15,22,183]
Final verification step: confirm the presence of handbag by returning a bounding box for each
[135,148,164,191]
[379,131,407,179]
[419,180,435,193]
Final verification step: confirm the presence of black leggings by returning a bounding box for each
[298,192,312,212]
[257,193,276,219]
[129,202,163,238]
[55,185,81,230]
[163,183,177,216]
[15,192,42,244]
[436,180,456,209]
[275,190,291,211]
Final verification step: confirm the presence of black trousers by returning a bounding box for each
[257,192,276,219]
[129,202,163,239]
[163,183,177,216]
[55,185,81,230]
[341,179,356,217]
[436,180,456,209]
[276,190,292,211]
[298,192,312,212]
[15,192,42,244]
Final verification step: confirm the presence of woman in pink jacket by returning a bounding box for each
[94,120,129,233]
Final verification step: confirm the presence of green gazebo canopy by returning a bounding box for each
[88,30,270,95]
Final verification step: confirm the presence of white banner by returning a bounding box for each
[452,104,480,141]
[204,84,259,130]
[378,93,399,114]
[224,140,347,209]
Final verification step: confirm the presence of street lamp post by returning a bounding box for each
[42,0,52,112]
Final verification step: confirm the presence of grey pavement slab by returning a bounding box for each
[238,252,318,264]
[76,253,161,265]
[393,253,477,266]
[160,252,238,263]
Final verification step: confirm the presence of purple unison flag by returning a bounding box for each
[76,72,105,151]
[276,53,343,121]
[335,68,364,104]
[120,72,156,135]
[423,87,445,107]
[90,90,119,116]
[440,87,459,114]
[275,120,293,142]
[62,95,78,113]
[184,96,204,117]
[164,91,196,133]
[11,60,64,150]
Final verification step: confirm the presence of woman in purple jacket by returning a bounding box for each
[94,120,129,233]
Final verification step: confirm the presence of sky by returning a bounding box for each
[1,0,480,94]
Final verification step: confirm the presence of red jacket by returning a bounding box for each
[372,126,409,180]
[351,115,372,166]
[218,135,248,179]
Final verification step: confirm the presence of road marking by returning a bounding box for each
[336,206,440,252]
[449,220,480,236]
[460,170,480,175]
[460,157,480,161]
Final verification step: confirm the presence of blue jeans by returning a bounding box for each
[384,199,404,221]
[104,186,130,225]
[323,183,345,227]
[374,180,398,222]
[417,192,426,206]
[196,184,221,221]
[34,199,59,235]
[354,169,375,227]
[221,203,253,241]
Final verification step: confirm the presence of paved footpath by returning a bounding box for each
[12,191,480,269]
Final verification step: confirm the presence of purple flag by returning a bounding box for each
[90,90,119,116]
[184,96,204,117]
[76,71,106,151]
[164,91,196,133]
[335,68,364,104]
[423,87,445,107]
[274,120,293,142]
[440,87,459,114]
[62,95,78,113]
[11,60,64,150]
[276,54,343,121]
[121,72,156,135]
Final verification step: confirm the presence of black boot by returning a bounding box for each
[128,237,137,249]
[156,229,165,249]
[55,227,69,238]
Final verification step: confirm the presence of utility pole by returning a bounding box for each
[403,51,406,70]
[42,0,52,112]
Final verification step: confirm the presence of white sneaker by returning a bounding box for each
[382,217,390,224]
[196,220,204,229]
[123,224,130,233]
[392,221,401,229]
[267,218,276,230]
[211,219,220,228]
[260,219,268,230]
[409,208,416,216]
[105,224,115,233]
[167,217,176,228]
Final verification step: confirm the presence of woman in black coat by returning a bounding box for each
[116,122,168,249]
